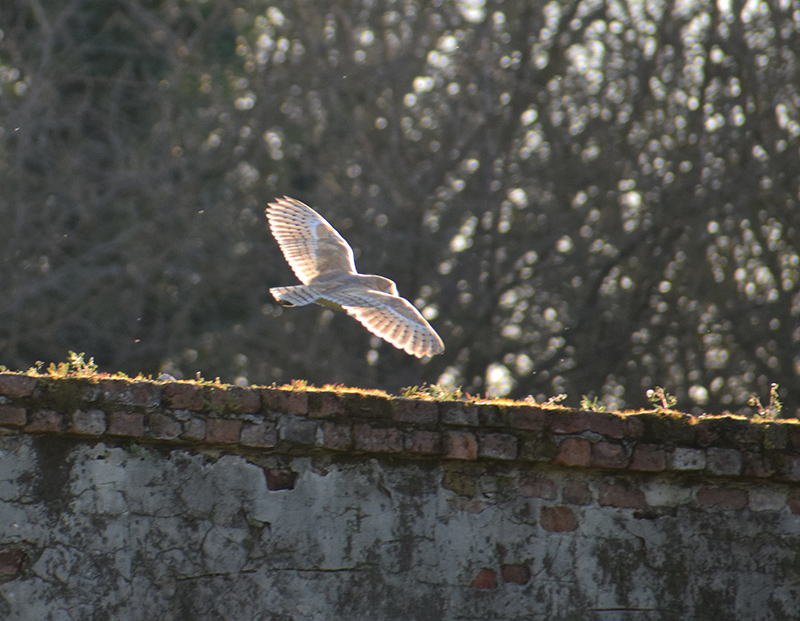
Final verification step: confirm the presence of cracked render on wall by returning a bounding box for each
[0,373,799,620]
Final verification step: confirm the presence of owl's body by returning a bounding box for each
[266,197,444,358]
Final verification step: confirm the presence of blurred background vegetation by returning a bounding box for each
[1,0,799,416]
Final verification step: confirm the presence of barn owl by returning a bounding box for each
[267,197,444,358]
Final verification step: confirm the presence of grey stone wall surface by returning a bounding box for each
[1,433,799,621]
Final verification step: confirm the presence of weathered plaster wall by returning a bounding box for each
[0,373,799,620]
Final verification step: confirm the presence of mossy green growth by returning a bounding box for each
[580,395,606,412]
[646,386,678,410]
[9,351,800,423]
[761,423,786,451]
[441,468,476,497]
[36,376,97,415]
[479,473,515,499]
[749,383,782,421]
[124,442,148,457]
[401,383,465,401]
[42,351,98,378]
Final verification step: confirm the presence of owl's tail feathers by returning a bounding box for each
[270,285,320,307]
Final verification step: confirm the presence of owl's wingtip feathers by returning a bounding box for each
[267,196,445,358]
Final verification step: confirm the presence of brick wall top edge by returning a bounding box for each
[2,372,798,421]
[1,373,799,479]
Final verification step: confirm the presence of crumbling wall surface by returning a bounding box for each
[0,374,800,620]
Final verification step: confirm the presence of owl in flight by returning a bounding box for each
[267,197,444,358]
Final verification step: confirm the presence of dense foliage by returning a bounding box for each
[1,0,799,415]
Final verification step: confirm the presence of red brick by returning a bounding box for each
[501,564,531,585]
[563,481,593,505]
[210,384,262,413]
[552,412,591,434]
[237,388,261,414]
[441,404,479,426]
[207,387,228,411]
[469,568,497,589]
[540,505,578,532]
[741,451,776,478]
[205,419,242,444]
[128,382,161,407]
[588,413,626,439]
[265,468,298,490]
[519,476,557,500]
[307,392,345,418]
[623,416,646,439]
[591,441,628,469]
[240,422,277,448]
[107,412,144,437]
[447,431,478,460]
[555,438,591,467]
[261,388,308,415]
[0,374,37,397]
[0,549,26,575]
[354,424,402,453]
[148,412,181,440]
[697,487,748,511]
[598,482,646,509]
[99,379,130,399]
[509,406,550,431]
[393,399,438,424]
[0,405,26,428]
[407,430,442,454]
[101,379,156,406]
[319,421,352,450]
[480,433,518,460]
[695,421,720,447]
[71,410,107,436]
[630,444,667,472]
[163,384,204,411]
[24,410,63,432]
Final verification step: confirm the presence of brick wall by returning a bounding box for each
[0,372,798,619]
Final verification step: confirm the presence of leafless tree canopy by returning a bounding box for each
[1,0,799,415]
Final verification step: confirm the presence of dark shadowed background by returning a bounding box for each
[1,0,799,415]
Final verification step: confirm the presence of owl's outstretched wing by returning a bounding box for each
[267,197,357,284]
[322,288,444,358]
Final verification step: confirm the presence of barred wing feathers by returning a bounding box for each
[266,196,356,284]
[323,288,444,358]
